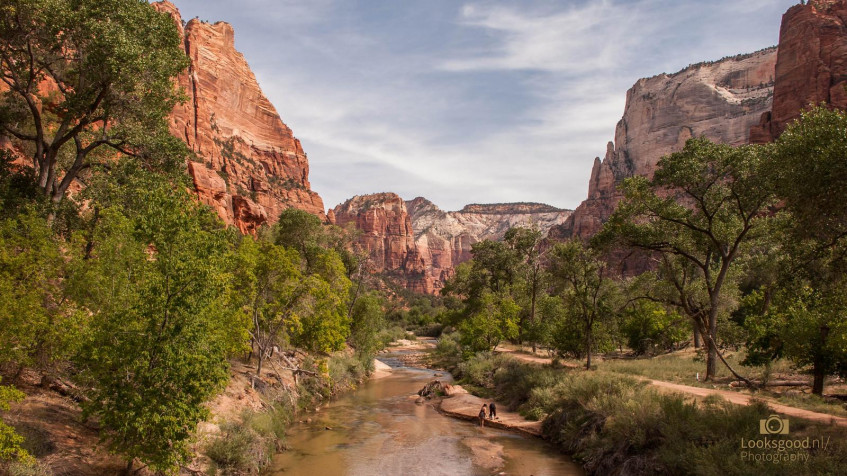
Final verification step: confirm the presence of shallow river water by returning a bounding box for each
[267,358,583,476]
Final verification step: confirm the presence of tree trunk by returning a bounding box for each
[585,326,592,370]
[123,459,134,476]
[256,348,264,378]
[812,325,830,396]
[812,363,825,396]
[705,336,717,380]
[693,326,702,349]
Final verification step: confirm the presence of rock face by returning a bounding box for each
[551,47,777,240]
[750,0,847,143]
[408,198,571,292]
[332,193,428,293]
[153,1,325,234]
[334,193,571,293]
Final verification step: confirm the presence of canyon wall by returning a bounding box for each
[333,194,571,293]
[331,193,429,293]
[551,47,777,240]
[750,0,847,143]
[154,1,325,234]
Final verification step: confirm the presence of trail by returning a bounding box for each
[496,348,847,428]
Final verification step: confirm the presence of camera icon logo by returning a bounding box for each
[759,414,789,435]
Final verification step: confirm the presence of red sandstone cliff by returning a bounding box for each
[153,1,325,234]
[333,194,571,293]
[750,0,847,143]
[551,47,777,240]
[331,193,429,293]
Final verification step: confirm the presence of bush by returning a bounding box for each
[204,421,269,474]
[4,461,53,476]
[541,373,847,475]
[433,332,463,371]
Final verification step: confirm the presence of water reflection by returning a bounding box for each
[269,365,582,476]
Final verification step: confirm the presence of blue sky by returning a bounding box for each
[168,0,796,211]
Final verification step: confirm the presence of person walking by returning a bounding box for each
[479,404,488,427]
[489,402,497,420]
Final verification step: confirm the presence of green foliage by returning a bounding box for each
[233,236,305,375]
[433,331,463,371]
[0,0,190,202]
[71,170,240,472]
[0,209,83,369]
[205,421,270,474]
[598,137,775,378]
[0,379,32,465]
[458,291,519,354]
[769,106,847,246]
[541,372,847,475]
[349,292,386,366]
[548,240,619,367]
[621,302,689,355]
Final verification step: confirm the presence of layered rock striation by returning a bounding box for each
[551,47,777,240]
[408,198,571,292]
[750,0,847,143]
[154,1,325,234]
[333,194,571,293]
[331,193,428,293]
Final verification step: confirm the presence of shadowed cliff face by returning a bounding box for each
[153,1,325,234]
[332,194,571,294]
[750,0,847,143]
[550,47,777,242]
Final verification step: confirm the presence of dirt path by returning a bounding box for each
[494,349,847,427]
[436,385,543,437]
[647,379,847,428]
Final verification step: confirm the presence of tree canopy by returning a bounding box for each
[0,0,189,203]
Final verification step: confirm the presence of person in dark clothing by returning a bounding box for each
[479,404,488,427]
[488,402,497,419]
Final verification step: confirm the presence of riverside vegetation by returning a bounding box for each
[430,107,847,475]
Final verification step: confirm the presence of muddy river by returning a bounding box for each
[267,357,582,475]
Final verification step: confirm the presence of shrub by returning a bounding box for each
[433,332,463,371]
[205,421,269,474]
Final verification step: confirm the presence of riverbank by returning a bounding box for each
[2,349,382,475]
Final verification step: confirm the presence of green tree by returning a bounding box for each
[458,290,520,354]
[599,138,774,381]
[233,237,306,377]
[744,107,847,395]
[349,292,386,367]
[0,0,189,203]
[0,208,83,372]
[71,171,243,473]
[548,240,618,369]
[287,247,352,353]
[504,226,547,351]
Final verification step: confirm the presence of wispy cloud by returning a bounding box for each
[440,1,653,73]
[169,0,795,211]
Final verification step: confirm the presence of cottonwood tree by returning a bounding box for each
[233,237,308,378]
[504,226,548,351]
[548,240,618,369]
[744,107,847,395]
[599,138,775,381]
[0,0,188,203]
[71,168,243,473]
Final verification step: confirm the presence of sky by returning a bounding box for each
[167,0,797,212]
